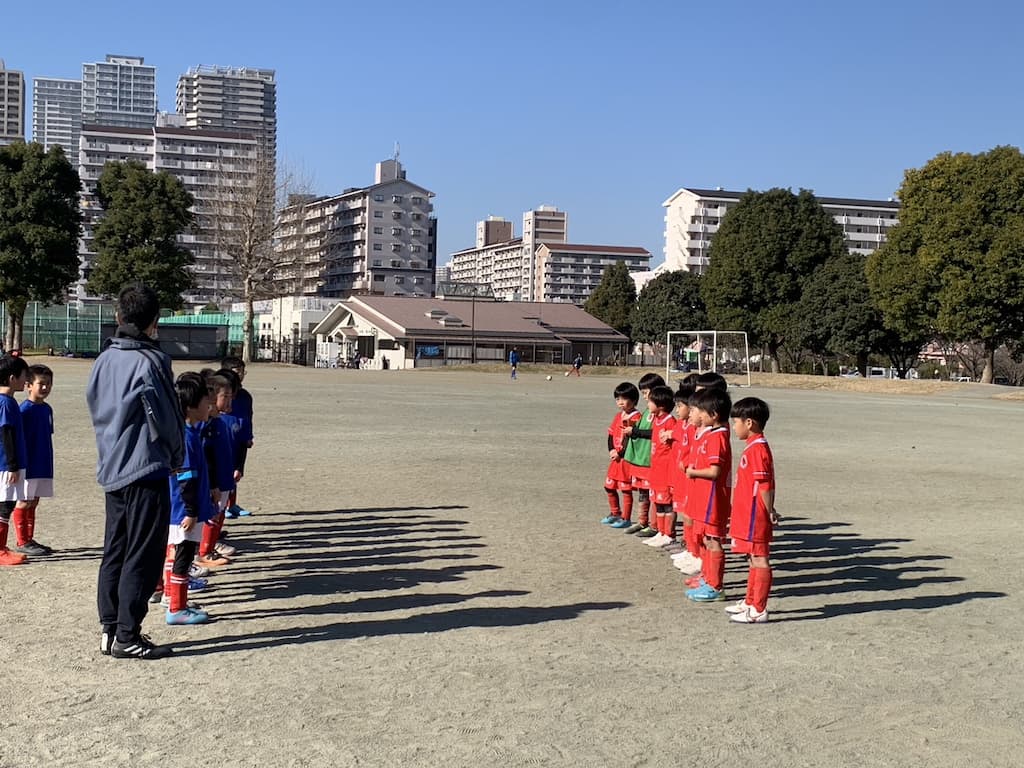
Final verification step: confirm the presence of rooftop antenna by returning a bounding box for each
[393,141,400,162]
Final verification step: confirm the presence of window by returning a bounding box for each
[373,243,382,251]
[373,274,385,282]
[392,194,403,203]
[395,276,405,284]
[373,194,384,202]
[373,226,383,234]
[374,210,383,218]
[413,277,424,285]
[391,211,402,220]
[372,259,382,266]
[411,196,423,204]
[390,259,401,267]
[411,213,422,221]
[410,261,422,269]
[410,228,421,237]
[391,243,402,252]
[391,227,402,236]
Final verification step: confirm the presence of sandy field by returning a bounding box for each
[0,359,1020,768]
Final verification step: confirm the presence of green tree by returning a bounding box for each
[0,142,81,351]
[631,269,707,344]
[87,161,195,309]
[702,188,847,372]
[584,261,637,338]
[867,146,1024,383]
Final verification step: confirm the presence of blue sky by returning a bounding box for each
[3,0,1022,265]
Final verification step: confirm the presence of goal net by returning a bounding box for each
[665,330,751,387]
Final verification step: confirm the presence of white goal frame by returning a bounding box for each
[665,330,751,388]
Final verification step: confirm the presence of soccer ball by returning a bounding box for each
[564,371,570,377]
[546,375,552,381]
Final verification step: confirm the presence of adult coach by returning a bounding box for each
[87,284,184,660]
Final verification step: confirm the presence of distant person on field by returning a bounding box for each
[600,382,641,527]
[509,347,520,380]
[725,397,777,623]
[88,284,184,660]
[12,364,57,557]
[0,353,29,566]
[567,353,583,377]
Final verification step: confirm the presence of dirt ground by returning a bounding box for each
[0,359,1020,768]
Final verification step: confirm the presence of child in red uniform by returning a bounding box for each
[668,380,701,570]
[684,387,732,602]
[619,373,666,534]
[601,382,642,526]
[644,386,678,548]
[726,397,777,623]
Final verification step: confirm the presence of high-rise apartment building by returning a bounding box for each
[78,116,259,305]
[276,159,437,298]
[662,187,900,274]
[176,66,276,167]
[451,208,649,304]
[0,59,26,146]
[32,77,83,159]
[81,55,157,129]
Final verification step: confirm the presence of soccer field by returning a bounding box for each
[0,360,1020,768]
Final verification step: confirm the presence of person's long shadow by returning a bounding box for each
[739,517,1006,621]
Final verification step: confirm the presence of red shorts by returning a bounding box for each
[701,521,726,539]
[604,459,632,491]
[629,467,651,491]
[651,488,672,505]
[731,537,771,557]
[670,487,687,514]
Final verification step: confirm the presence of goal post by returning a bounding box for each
[665,330,751,388]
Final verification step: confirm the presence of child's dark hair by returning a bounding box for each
[201,368,234,395]
[680,372,699,386]
[648,385,675,413]
[674,381,696,403]
[638,372,666,391]
[26,364,53,383]
[695,371,728,391]
[732,397,770,429]
[221,356,245,371]
[613,381,640,404]
[176,372,207,414]
[0,354,29,385]
[117,283,161,332]
[689,388,732,421]
[216,368,241,394]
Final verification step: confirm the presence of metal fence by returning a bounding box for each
[0,302,248,356]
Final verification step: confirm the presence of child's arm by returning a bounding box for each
[175,470,200,531]
[686,464,721,480]
[761,486,778,524]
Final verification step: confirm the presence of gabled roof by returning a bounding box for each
[539,243,651,257]
[663,186,900,209]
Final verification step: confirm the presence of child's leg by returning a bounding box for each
[621,490,634,521]
[11,501,30,546]
[749,555,772,612]
[168,541,198,613]
[25,499,39,543]
[605,487,621,517]
[0,501,25,564]
[703,536,725,591]
[161,543,174,597]
[637,489,650,526]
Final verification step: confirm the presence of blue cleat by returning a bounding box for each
[610,519,632,529]
[601,515,620,525]
[166,607,210,625]
[686,583,726,602]
[188,577,208,592]
[233,505,252,517]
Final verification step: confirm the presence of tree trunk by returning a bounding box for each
[4,312,13,353]
[243,279,255,363]
[13,313,23,352]
[856,350,869,377]
[980,344,995,384]
[768,341,780,374]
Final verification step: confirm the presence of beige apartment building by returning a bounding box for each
[662,187,900,273]
[78,115,259,305]
[0,60,26,146]
[275,159,437,298]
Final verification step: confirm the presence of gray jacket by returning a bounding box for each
[86,332,185,492]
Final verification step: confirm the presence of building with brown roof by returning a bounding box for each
[311,294,628,369]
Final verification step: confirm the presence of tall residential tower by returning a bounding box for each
[32,77,83,158]
[81,55,157,129]
[0,59,26,146]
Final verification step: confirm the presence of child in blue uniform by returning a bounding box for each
[0,354,29,566]
[221,357,253,517]
[13,365,56,556]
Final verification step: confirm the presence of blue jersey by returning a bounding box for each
[231,388,254,443]
[0,393,27,472]
[170,421,215,525]
[204,414,236,493]
[20,400,54,480]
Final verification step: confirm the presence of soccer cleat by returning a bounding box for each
[188,577,208,592]
[214,542,236,557]
[148,590,163,604]
[100,624,116,656]
[234,505,252,517]
[725,599,752,615]
[609,519,631,529]
[189,563,211,578]
[196,553,231,568]
[662,542,684,555]
[600,515,620,525]
[166,607,210,625]
[0,548,27,566]
[15,540,50,556]
[110,635,173,659]
[623,523,645,534]
[644,533,671,547]
[686,583,725,602]
[635,526,657,538]
[223,506,239,520]
[161,593,205,610]
[684,574,705,588]
[730,606,768,624]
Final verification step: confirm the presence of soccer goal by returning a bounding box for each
[666,330,751,387]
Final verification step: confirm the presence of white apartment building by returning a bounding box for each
[176,65,277,166]
[0,60,25,146]
[663,187,900,273]
[535,243,651,304]
[32,77,83,158]
[78,116,259,305]
[450,208,650,305]
[275,159,437,298]
[81,55,157,129]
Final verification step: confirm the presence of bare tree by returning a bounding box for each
[208,149,311,362]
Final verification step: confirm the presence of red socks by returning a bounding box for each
[638,497,650,526]
[0,520,9,550]
[621,492,633,521]
[750,567,772,612]
[200,520,219,558]
[26,506,35,542]
[606,489,621,516]
[704,549,725,591]
[11,507,28,546]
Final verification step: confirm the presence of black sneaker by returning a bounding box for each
[100,624,116,656]
[15,540,49,556]
[148,590,163,604]
[110,634,173,660]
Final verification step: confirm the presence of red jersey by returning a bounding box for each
[686,425,732,529]
[648,413,677,493]
[729,435,775,543]
[608,409,641,454]
[669,421,695,493]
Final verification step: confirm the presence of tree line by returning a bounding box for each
[585,146,1024,382]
